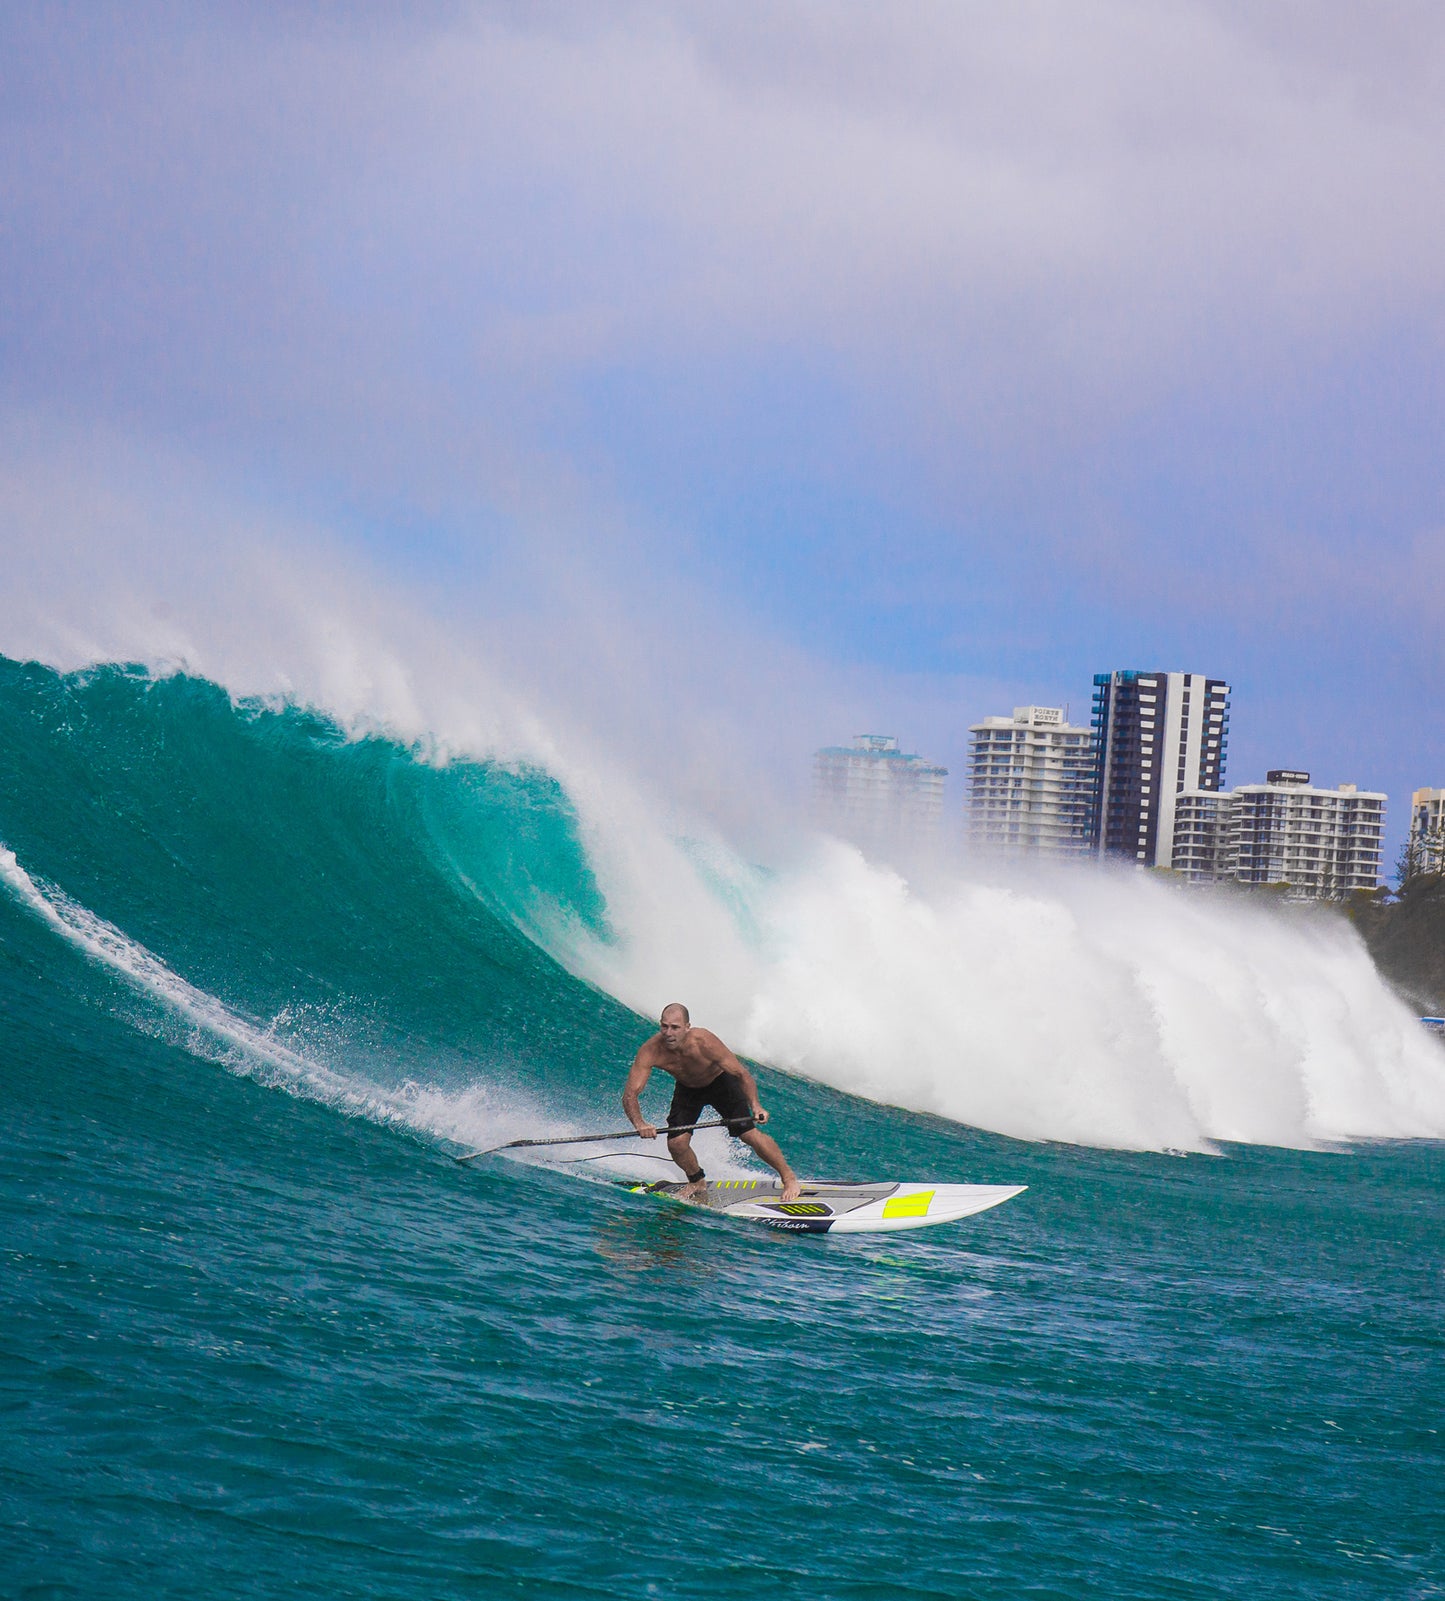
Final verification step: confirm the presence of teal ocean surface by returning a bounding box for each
[2,658,1442,1599]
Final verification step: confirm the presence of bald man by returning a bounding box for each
[623,1003,801,1201]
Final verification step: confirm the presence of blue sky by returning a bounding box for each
[3,2,1443,859]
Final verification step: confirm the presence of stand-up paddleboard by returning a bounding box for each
[624,1176,1025,1235]
[450,1124,1024,1235]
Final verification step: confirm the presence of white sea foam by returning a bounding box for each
[555,824,1445,1153]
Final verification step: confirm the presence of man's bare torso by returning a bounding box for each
[639,1027,731,1089]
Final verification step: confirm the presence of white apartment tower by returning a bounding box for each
[812,735,947,849]
[1172,771,1386,897]
[966,706,1095,858]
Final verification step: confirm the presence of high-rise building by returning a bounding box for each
[965,706,1095,858]
[1172,771,1386,897]
[1408,788,1445,876]
[812,734,947,849]
[1090,671,1230,866]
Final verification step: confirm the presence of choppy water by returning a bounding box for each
[2,658,1442,1599]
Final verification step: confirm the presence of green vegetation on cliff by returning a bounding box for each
[1347,873,1445,1015]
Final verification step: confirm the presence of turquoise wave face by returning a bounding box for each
[0,656,633,1094]
[2,654,1442,1600]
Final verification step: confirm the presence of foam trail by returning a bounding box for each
[0,843,538,1155]
[0,839,765,1185]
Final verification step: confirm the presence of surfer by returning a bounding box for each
[623,1004,801,1201]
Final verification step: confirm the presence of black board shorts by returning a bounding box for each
[666,1072,755,1137]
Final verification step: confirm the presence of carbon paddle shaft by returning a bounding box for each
[453,1117,735,1165]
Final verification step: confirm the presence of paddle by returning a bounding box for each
[452,1118,735,1165]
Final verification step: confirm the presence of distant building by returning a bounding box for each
[1090,670,1230,867]
[812,735,947,849]
[965,706,1095,859]
[1173,771,1386,897]
[1408,788,1445,877]
[1170,788,1234,882]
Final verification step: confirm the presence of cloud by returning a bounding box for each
[7,3,1445,451]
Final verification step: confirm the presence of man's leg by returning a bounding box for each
[666,1131,706,1191]
[665,1083,707,1191]
[739,1128,801,1201]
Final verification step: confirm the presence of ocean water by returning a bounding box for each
[2,657,1442,1600]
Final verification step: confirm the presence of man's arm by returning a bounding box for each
[700,1032,769,1123]
[622,1043,658,1137]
